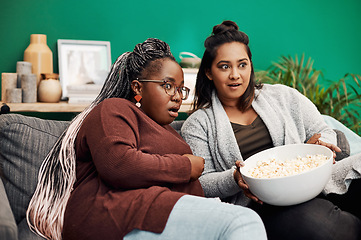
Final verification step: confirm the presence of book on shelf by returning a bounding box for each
[66,84,102,94]
[66,84,101,104]
[67,93,99,98]
[68,95,97,104]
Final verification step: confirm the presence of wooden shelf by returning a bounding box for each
[1,68,197,114]
[1,101,192,113]
[1,101,89,112]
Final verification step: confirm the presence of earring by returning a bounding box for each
[134,95,142,107]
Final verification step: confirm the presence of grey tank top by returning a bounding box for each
[231,115,274,160]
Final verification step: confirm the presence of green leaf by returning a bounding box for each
[255,54,361,135]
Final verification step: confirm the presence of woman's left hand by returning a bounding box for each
[307,133,341,162]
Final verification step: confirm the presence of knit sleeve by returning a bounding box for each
[181,110,241,198]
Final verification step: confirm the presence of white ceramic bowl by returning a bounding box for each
[239,144,333,206]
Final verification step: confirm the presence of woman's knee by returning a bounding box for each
[302,198,361,238]
[224,205,267,240]
[165,196,267,240]
[259,198,361,240]
[233,206,264,227]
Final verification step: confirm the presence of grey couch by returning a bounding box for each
[0,114,69,240]
[0,113,350,240]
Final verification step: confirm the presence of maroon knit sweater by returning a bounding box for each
[62,98,204,240]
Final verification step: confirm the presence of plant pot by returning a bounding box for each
[179,52,201,69]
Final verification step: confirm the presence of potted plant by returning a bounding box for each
[256,54,361,135]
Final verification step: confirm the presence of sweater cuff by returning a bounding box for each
[222,168,242,196]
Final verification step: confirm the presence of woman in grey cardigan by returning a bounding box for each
[181,20,361,240]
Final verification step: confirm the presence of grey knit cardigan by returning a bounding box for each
[181,84,361,206]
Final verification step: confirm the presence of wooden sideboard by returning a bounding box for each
[1,101,192,113]
[1,102,88,112]
[1,68,198,114]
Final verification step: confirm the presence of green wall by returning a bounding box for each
[1,0,360,119]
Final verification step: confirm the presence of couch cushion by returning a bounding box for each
[0,177,17,240]
[0,114,69,224]
[334,129,350,161]
[18,218,46,240]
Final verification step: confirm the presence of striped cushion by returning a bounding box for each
[0,114,69,224]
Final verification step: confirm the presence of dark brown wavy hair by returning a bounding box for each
[193,20,262,111]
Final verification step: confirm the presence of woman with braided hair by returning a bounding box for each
[26,38,266,240]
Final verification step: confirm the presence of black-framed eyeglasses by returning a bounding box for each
[137,79,190,100]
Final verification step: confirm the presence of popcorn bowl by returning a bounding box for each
[239,144,333,206]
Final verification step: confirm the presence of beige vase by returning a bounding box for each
[38,74,62,103]
[24,34,53,86]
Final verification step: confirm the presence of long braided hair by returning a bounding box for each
[26,38,175,240]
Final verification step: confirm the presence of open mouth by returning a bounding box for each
[228,83,242,87]
[168,107,180,118]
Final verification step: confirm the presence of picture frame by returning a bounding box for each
[57,39,112,98]
[182,68,198,104]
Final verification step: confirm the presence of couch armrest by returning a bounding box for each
[0,177,18,240]
[334,129,350,161]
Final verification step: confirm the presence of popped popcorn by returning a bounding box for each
[248,154,328,178]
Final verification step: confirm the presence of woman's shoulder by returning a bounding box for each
[256,83,302,99]
[91,98,142,120]
[182,107,211,132]
[97,98,137,112]
[259,83,298,92]
[254,84,313,111]
[185,107,211,122]
[99,98,133,107]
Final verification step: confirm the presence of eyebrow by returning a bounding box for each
[217,58,249,64]
[163,77,175,82]
[164,77,184,84]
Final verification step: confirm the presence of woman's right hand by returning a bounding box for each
[307,133,341,162]
[184,154,205,181]
[234,160,263,204]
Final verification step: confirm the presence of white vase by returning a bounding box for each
[37,74,62,103]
